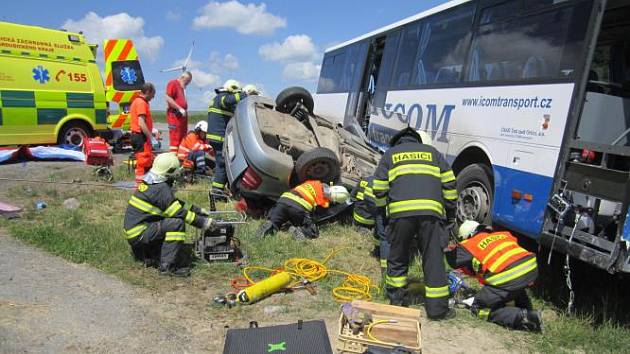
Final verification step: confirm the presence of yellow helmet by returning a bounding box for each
[149,153,182,178]
[243,84,260,95]
[223,79,241,93]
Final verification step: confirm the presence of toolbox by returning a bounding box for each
[336,301,422,354]
[223,320,333,354]
[83,136,113,166]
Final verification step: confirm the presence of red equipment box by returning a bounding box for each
[84,137,113,166]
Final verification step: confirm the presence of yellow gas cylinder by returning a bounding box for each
[237,271,293,304]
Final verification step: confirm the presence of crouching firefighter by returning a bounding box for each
[351,176,389,273]
[373,127,457,320]
[256,180,350,240]
[124,153,216,277]
[177,121,214,175]
[446,220,542,332]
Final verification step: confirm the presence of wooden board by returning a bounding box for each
[351,300,422,320]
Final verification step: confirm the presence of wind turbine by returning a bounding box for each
[161,41,195,73]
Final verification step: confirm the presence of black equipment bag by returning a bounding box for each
[222,320,333,354]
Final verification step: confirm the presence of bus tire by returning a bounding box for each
[295,147,340,183]
[275,87,314,114]
[57,121,92,147]
[456,163,493,225]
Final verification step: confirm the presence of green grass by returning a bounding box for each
[151,111,207,124]
[4,167,630,353]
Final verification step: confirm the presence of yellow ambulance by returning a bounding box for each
[0,21,144,147]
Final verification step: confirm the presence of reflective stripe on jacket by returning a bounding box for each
[461,231,533,275]
[177,131,210,160]
[207,91,244,143]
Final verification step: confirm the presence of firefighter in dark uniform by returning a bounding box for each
[373,127,457,320]
[351,176,389,272]
[207,79,246,196]
[256,180,350,240]
[124,153,215,277]
[446,220,543,331]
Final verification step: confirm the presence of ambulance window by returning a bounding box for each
[111,60,145,91]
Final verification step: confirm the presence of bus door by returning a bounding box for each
[542,0,630,273]
[341,41,368,131]
[353,36,387,132]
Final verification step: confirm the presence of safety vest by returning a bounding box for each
[353,178,376,226]
[461,231,533,275]
[177,132,210,160]
[281,180,330,211]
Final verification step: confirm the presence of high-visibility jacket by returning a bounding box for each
[177,131,211,161]
[373,135,457,220]
[352,177,376,226]
[207,91,245,143]
[460,231,535,285]
[123,180,206,240]
[278,180,331,212]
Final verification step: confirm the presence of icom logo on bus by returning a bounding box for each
[379,102,455,143]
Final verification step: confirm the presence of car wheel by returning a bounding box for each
[275,87,314,114]
[456,163,494,224]
[295,147,340,183]
[58,121,91,147]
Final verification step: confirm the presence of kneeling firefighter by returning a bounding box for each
[177,121,213,174]
[446,220,542,331]
[256,180,350,240]
[123,153,216,277]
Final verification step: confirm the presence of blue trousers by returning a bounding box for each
[209,141,226,189]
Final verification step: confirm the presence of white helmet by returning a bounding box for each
[419,131,432,146]
[223,79,241,93]
[243,84,260,95]
[194,120,208,133]
[328,185,350,204]
[458,220,480,241]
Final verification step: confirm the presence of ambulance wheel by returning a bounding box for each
[58,121,92,147]
[275,87,314,114]
[295,147,340,183]
[456,163,493,225]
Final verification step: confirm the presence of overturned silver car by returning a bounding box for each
[224,87,380,207]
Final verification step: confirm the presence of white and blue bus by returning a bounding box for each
[313,0,630,273]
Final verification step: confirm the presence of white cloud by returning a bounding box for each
[62,12,164,61]
[166,10,181,22]
[209,52,239,72]
[259,35,318,63]
[193,1,286,35]
[190,69,220,88]
[283,62,321,81]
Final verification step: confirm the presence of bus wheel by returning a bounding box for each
[58,121,91,147]
[456,163,493,224]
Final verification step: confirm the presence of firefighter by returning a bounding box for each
[256,180,350,240]
[373,127,457,320]
[207,79,246,196]
[351,176,389,272]
[129,83,156,186]
[446,220,542,331]
[124,153,216,277]
[165,71,192,153]
[177,121,213,175]
[243,84,260,96]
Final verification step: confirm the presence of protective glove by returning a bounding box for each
[329,185,350,204]
[178,108,187,117]
[200,208,211,216]
[202,217,217,231]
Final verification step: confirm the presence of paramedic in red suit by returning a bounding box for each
[165,71,192,153]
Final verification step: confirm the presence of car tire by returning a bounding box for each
[295,147,340,183]
[57,121,92,147]
[456,163,494,225]
[275,86,314,114]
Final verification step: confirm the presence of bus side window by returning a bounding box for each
[317,51,346,93]
[466,3,592,83]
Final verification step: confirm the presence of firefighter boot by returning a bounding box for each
[159,264,191,277]
[386,286,410,307]
[256,221,277,238]
[520,309,543,332]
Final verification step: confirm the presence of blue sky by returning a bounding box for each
[3,0,446,110]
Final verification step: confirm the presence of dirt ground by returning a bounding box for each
[0,158,521,354]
